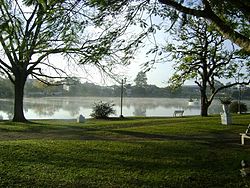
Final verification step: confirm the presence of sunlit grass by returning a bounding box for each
[0,114,249,187]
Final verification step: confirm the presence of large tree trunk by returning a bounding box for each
[200,99,209,117]
[12,73,27,122]
[200,89,209,117]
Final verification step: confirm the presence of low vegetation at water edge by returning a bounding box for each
[0,114,250,187]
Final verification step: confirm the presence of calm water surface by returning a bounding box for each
[0,97,248,120]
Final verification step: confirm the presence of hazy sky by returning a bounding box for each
[61,15,177,88]
[98,19,177,87]
[52,12,245,88]
[124,52,174,87]
[90,33,175,87]
[72,56,175,88]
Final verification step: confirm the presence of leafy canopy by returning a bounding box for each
[92,0,250,53]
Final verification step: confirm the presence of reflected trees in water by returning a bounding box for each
[0,100,14,119]
[133,105,147,117]
[0,97,240,119]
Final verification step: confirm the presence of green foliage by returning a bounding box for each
[183,56,193,63]
[134,71,147,88]
[90,101,116,119]
[219,97,232,105]
[229,101,248,113]
[166,17,241,88]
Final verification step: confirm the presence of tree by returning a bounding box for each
[134,71,147,87]
[0,0,130,122]
[165,18,250,116]
[133,71,148,97]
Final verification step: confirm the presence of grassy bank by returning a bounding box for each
[0,114,250,187]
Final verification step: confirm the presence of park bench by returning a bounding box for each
[173,110,184,117]
[240,124,250,145]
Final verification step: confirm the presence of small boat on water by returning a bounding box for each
[188,99,199,106]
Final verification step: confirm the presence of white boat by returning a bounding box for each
[188,99,199,106]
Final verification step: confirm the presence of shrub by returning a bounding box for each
[90,101,116,119]
[229,101,248,113]
[219,97,232,105]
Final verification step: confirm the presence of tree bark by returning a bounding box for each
[200,100,209,117]
[200,88,209,117]
[12,72,28,122]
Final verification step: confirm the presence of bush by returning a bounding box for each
[229,101,248,113]
[90,101,116,119]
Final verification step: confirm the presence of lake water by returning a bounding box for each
[0,97,249,120]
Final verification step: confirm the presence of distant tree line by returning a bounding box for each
[0,78,249,100]
[0,78,14,98]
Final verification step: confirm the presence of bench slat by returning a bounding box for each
[240,133,250,145]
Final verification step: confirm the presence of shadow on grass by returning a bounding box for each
[108,129,241,146]
[0,116,247,146]
[0,115,250,187]
[0,140,248,187]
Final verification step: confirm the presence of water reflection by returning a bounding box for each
[0,97,249,120]
[0,99,14,119]
[133,105,147,116]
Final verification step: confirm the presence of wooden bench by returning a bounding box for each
[240,125,250,145]
[173,110,184,117]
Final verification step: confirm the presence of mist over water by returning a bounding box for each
[0,97,248,120]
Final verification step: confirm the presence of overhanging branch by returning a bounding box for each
[158,0,250,52]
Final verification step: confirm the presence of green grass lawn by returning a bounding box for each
[0,114,250,187]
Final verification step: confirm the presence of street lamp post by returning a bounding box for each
[120,78,126,118]
[238,85,241,114]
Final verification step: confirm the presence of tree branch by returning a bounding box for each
[158,0,250,52]
[209,80,250,102]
